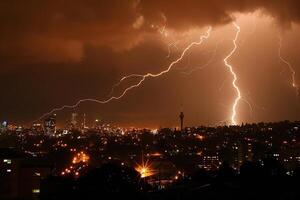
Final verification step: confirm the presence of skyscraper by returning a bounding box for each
[43,114,56,136]
[70,112,78,130]
[81,113,87,133]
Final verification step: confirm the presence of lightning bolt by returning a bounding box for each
[241,97,254,119]
[35,27,212,122]
[278,36,299,95]
[180,40,221,75]
[224,22,241,126]
[107,74,144,97]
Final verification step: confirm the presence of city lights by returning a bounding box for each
[61,151,89,177]
[1,1,300,199]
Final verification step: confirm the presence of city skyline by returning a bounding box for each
[1,1,300,127]
[0,2,299,199]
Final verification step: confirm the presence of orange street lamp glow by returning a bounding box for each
[135,159,156,178]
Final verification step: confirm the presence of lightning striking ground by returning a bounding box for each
[36,27,212,122]
[224,22,241,126]
[278,36,299,95]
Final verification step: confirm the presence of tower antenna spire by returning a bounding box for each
[179,104,184,132]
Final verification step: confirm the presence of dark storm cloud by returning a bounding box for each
[139,0,300,29]
[1,0,300,64]
[0,0,142,63]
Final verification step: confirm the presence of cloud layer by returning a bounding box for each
[1,0,300,63]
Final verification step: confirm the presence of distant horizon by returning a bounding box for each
[5,118,300,130]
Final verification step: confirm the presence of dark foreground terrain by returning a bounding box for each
[41,160,299,200]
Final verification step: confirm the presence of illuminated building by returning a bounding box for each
[70,112,78,130]
[245,142,253,161]
[0,148,51,199]
[43,114,56,136]
[81,113,87,133]
[0,148,19,199]
[200,154,220,171]
[233,141,244,169]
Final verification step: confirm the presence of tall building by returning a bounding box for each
[0,148,51,200]
[70,112,78,130]
[82,113,86,129]
[43,114,56,136]
[179,111,184,131]
[233,141,244,169]
[81,113,88,133]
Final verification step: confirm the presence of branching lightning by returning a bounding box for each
[224,22,241,126]
[180,40,221,75]
[36,27,212,122]
[278,36,299,95]
[166,41,180,58]
[241,97,254,118]
[107,74,144,97]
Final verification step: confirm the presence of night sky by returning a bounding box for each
[1,0,300,128]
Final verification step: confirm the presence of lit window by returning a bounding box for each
[34,172,41,176]
[32,189,40,194]
[3,159,12,164]
[7,169,11,172]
